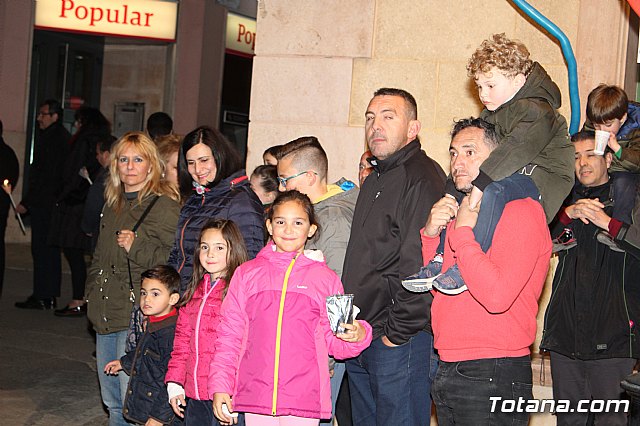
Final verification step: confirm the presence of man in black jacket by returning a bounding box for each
[342,88,446,425]
[15,99,70,310]
[0,119,19,297]
[541,130,640,426]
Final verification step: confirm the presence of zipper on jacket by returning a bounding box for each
[177,196,205,273]
[540,255,567,350]
[272,255,298,416]
[193,275,219,400]
[621,254,634,358]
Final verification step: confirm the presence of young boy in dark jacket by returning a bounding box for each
[403,33,574,294]
[104,266,181,425]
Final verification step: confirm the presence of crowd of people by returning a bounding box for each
[2,32,640,426]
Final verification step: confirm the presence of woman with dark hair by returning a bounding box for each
[48,106,111,316]
[169,126,264,293]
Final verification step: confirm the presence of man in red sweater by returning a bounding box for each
[420,117,551,424]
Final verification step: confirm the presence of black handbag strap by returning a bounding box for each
[132,195,160,232]
[127,195,160,299]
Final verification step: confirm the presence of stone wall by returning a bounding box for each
[100,44,169,133]
[247,0,631,183]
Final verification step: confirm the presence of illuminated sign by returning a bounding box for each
[35,0,178,42]
[226,12,255,56]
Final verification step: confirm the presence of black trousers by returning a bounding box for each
[30,207,61,298]
[0,198,8,296]
[550,351,635,426]
[62,247,86,300]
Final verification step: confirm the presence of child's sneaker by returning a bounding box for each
[432,264,468,295]
[401,254,443,293]
[552,228,577,253]
[596,230,624,252]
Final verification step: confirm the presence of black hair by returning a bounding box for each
[74,107,111,134]
[268,190,320,237]
[178,126,242,199]
[40,99,63,119]
[373,88,418,120]
[251,165,278,194]
[141,265,181,295]
[277,136,328,180]
[97,134,117,153]
[147,112,173,140]
[450,117,499,149]
[264,145,283,160]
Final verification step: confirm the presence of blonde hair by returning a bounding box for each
[105,132,180,212]
[467,33,533,79]
[156,133,182,164]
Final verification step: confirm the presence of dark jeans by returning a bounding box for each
[438,173,540,254]
[432,355,533,426]
[346,331,437,426]
[184,399,244,426]
[611,171,639,224]
[30,207,61,299]
[184,399,219,426]
[550,351,634,426]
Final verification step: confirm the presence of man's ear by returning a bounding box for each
[605,152,613,169]
[407,119,421,141]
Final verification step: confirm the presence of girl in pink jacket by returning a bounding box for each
[210,190,372,426]
[165,219,248,424]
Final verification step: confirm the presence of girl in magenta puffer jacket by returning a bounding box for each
[165,218,248,425]
[210,191,372,426]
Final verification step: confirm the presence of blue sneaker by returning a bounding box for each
[401,254,443,293]
[432,264,468,295]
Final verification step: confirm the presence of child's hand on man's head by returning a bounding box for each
[337,320,366,343]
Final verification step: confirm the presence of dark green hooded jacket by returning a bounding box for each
[476,62,575,223]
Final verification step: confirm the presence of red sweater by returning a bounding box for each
[422,198,551,362]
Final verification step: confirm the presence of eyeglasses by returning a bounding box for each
[37,112,54,117]
[277,171,317,188]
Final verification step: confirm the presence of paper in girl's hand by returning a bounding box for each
[326,294,354,334]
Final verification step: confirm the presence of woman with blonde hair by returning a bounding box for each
[86,131,180,426]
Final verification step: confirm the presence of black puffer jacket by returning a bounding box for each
[168,170,265,294]
[540,179,640,360]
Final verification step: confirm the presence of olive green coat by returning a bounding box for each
[86,194,180,334]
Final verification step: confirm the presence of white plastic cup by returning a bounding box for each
[594,130,609,155]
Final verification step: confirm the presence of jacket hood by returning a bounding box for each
[617,101,640,140]
[510,62,562,110]
[314,178,359,214]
